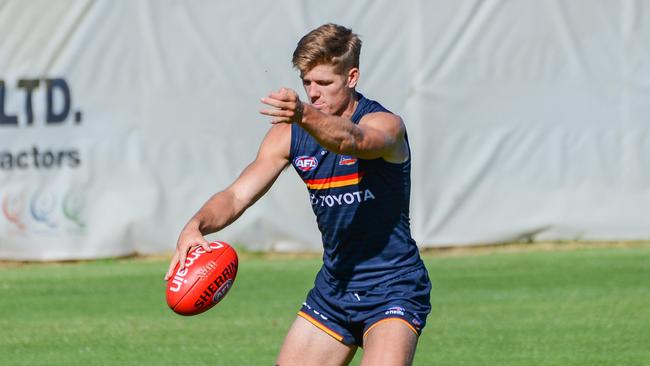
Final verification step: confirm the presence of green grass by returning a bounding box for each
[0,245,649,365]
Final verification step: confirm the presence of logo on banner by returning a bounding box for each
[30,191,58,228]
[2,193,26,230]
[62,190,86,228]
[1,188,87,233]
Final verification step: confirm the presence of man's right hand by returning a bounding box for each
[164,223,213,281]
[163,110,292,282]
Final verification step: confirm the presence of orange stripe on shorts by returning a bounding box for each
[363,317,419,339]
[297,310,344,342]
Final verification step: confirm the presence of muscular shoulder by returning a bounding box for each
[257,123,291,162]
[358,112,405,137]
[358,112,408,163]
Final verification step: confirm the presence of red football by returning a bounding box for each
[166,241,238,316]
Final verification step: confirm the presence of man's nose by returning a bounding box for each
[307,85,320,100]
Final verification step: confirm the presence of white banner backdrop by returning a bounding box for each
[0,0,648,260]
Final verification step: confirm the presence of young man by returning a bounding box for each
[164,23,431,366]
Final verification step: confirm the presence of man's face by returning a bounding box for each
[301,64,358,116]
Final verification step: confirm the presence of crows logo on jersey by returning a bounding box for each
[338,156,357,166]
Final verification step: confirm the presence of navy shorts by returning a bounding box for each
[297,266,431,347]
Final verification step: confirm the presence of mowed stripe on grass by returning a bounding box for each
[0,244,648,365]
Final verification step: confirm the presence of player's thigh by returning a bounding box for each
[361,319,419,366]
[276,316,357,366]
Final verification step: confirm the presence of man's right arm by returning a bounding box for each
[164,123,291,280]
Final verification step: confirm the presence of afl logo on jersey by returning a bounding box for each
[294,156,318,171]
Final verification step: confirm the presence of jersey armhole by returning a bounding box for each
[289,123,297,161]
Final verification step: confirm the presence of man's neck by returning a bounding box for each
[340,91,359,119]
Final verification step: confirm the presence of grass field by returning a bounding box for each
[1,243,649,365]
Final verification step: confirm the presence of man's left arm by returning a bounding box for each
[260,88,408,163]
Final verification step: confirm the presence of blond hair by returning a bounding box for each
[292,23,362,75]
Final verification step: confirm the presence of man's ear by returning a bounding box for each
[347,67,360,88]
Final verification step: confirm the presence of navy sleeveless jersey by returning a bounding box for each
[290,93,423,289]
